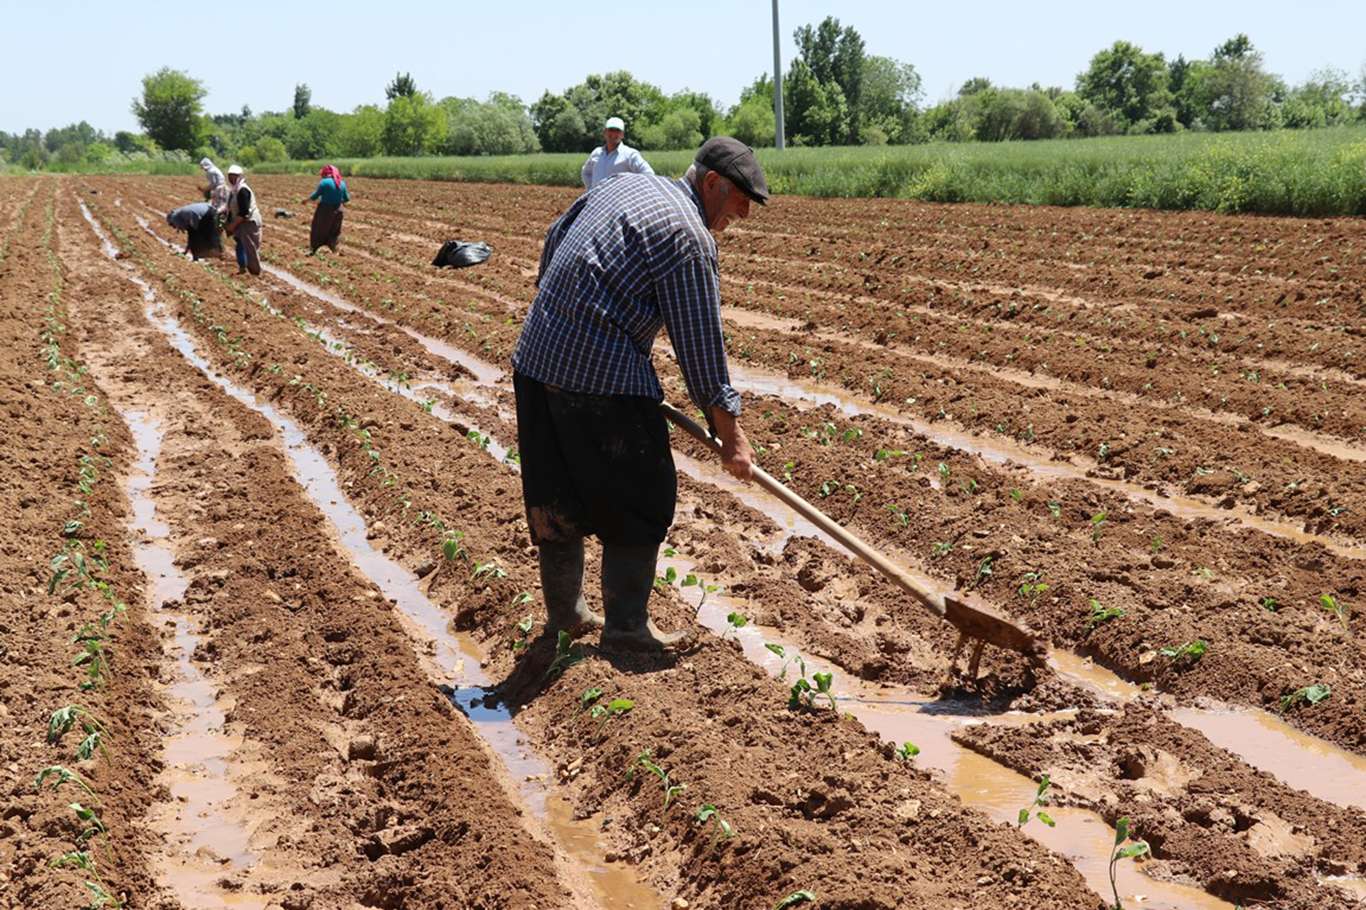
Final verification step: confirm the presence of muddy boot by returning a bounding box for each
[600,543,693,652]
[538,539,603,637]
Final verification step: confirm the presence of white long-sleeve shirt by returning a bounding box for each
[581,143,654,189]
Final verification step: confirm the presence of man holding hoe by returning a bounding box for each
[512,137,767,652]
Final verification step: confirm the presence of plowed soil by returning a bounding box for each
[2,173,1363,909]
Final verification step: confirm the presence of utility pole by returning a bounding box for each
[772,0,785,149]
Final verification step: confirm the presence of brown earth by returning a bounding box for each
[3,172,1364,909]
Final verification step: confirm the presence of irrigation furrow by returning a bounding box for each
[79,194,677,908]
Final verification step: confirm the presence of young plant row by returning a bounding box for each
[35,199,129,909]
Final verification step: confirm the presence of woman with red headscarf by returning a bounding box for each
[303,164,351,255]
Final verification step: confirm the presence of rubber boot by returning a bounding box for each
[538,539,603,637]
[600,543,693,652]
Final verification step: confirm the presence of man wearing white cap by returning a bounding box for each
[580,116,654,190]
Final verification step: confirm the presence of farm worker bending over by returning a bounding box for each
[580,116,654,190]
[200,157,229,214]
[224,164,263,276]
[513,137,767,652]
[303,164,351,255]
[166,202,223,261]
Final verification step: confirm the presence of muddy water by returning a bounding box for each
[1050,650,1366,814]
[90,200,663,909]
[122,410,268,909]
[1170,705,1366,812]
[726,358,1366,561]
[655,551,1233,910]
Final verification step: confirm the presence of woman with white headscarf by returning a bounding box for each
[200,157,229,213]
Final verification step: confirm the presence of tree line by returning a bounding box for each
[4,17,1365,171]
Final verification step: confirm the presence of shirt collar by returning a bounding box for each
[678,177,708,224]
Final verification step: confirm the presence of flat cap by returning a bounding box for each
[695,136,769,205]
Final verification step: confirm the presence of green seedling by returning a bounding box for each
[69,802,107,843]
[1260,597,1278,612]
[590,698,635,724]
[1017,774,1056,828]
[695,804,736,848]
[654,566,678,590]
[48,706,106,758]
[1017,572,1049,603]
[937,462,951,482]
[509,615,534,653]
[886,504,910,528]
[765,643,806,681]
[775,891,816,910]
[36,765,96,799]
[874,448,907,462]
[441,531,467,562]
[1090,511,1108,545]
[1320,594,1350,632]
[1150,535,1164,553]
[471,561,507,581]
[82,879,124,909]
[1047,501,1062,519]
[580,687,603,709]
[545,630,582,679]
[723,611,748,640]
[1089,598,1124,628]
[628,750,684,820]
[790,669,836,712]
[1279,683,1331,712]
[510,592,533,609]
[680,572,721,610]
[931,540,953,558]
[1009,487,1023,502]
[1159,639,1208,665]
[971,555,993,589]
[1108,817,1151,910]
[896,742,921,761]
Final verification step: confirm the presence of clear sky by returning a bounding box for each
[2,0,1363,135]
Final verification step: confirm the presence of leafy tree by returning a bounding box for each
[638,107,702,150]
[285,108,341,159]
[726,95,776,147]
[668,90,722,139]
[959,77,994,97]
[439,93,539,156]
[337,105,385,157]
[548,104,587,153]
[1281,67,1354,128]
[784,58,847,145]
[1076,41,1172,132]
[293,83,312,119]
[529,91,570,151]
[254,136,287,162]
[131,67,207,151]
[113,131,158,154]
[382,91,446,155]
[385,72,418,100]
[793,16,865,142]
[858,56,923,142]
[1188,33,1282,130]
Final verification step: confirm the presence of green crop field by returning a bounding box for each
[251,126,1366,216]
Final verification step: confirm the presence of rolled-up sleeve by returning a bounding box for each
[657,253,741,416]
[632,150,655,176]
[581,150,597,188]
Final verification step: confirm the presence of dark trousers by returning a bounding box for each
[513,373,675,546]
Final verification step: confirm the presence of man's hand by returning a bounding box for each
[709,406,754,481]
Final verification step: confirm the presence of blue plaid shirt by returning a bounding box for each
[511,174,742,416]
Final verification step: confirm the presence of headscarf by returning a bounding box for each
[201,157,225,189]
[319,164,345,191]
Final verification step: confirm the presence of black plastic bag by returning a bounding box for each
[432,240,492,269]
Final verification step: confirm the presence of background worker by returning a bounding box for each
[166,201,223,260]
[224,164,263,276]
[580,116,654,190]
[200,157,229,214]
[513,137,767,653]
[303,164,350,255]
